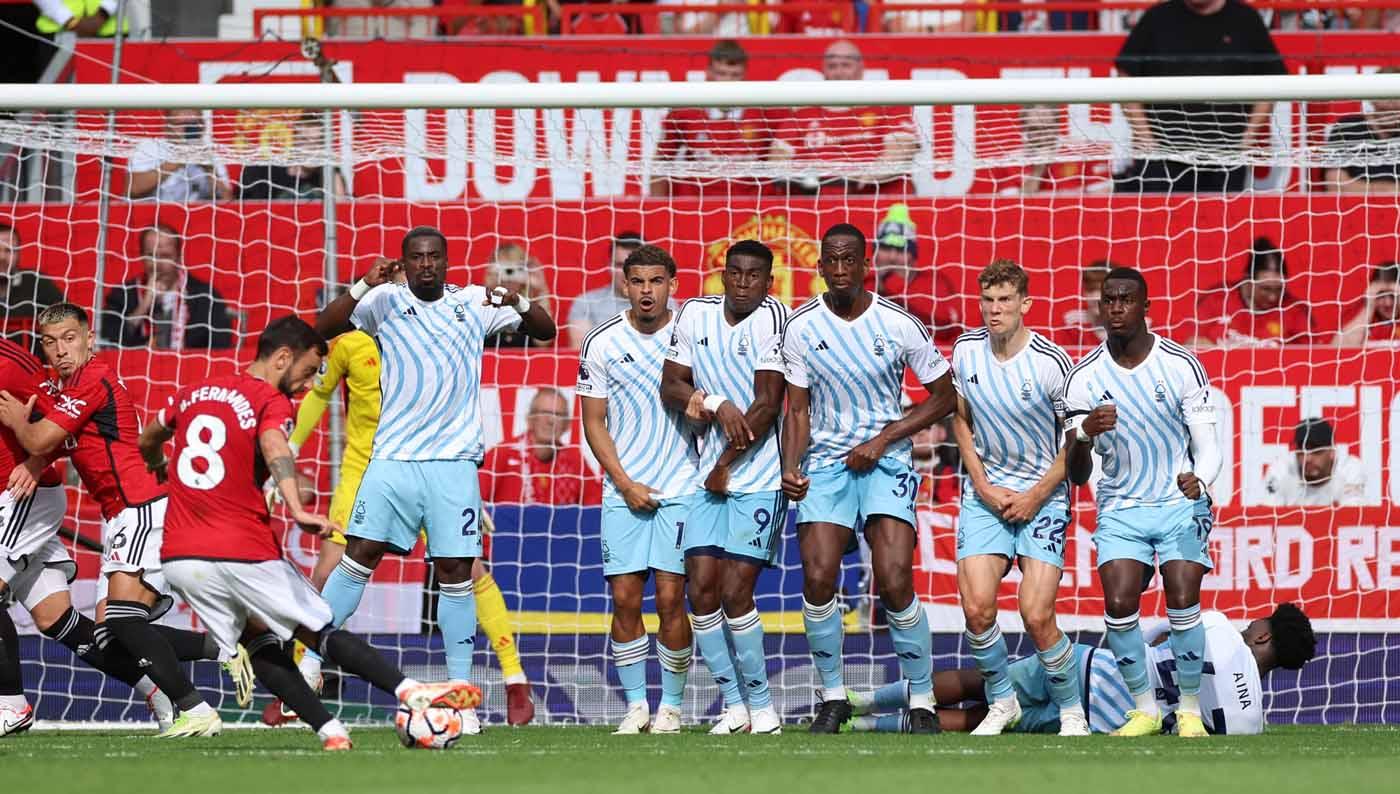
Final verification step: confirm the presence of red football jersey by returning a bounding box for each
[159,374,294,563]
[655,107,773,196]
[1194,287,1316,346]
[480,437,602,506]
[44,356,164,519]
[0,339,59,487]
[1368,320,1400,342]
[775,105,915,165]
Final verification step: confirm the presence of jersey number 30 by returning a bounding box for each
[176,415,227,490]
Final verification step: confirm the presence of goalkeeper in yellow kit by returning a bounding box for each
[267,328,535,727]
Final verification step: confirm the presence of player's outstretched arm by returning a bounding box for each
[137,418,175,479]
[779,383,811,501]
[485,286,556,342]
[845,371,956,472]
[315,256,400,339]
[580,395,658,512]
[0,391,68,457]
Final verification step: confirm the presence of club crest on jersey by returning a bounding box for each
[736,334,750,356]
[1154,381,1167,402]
[1020,379,1033,401]
[55,394,87,419]
[872,335,886,356]
[453,303,466,322]
[352,500,367,524]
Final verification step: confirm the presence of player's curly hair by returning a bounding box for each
[622,244,677,277]
[979,258,1029,297]
[1268,602,1317,670]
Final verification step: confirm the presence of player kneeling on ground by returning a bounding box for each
[137,316,480,751]
[845,604,1314,735]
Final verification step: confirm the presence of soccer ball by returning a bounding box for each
[395,704,464,749]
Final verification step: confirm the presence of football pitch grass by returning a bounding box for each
[5,724,1397,794]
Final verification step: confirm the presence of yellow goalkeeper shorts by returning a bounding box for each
[326,463,367,548]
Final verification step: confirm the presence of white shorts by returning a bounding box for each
[163,558,334,662]
[1,487,73,611]
[95,498,173,620]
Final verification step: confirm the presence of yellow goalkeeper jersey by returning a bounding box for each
[291,329,381,474]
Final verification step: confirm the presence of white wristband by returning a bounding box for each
[513,293,531,314]
[1074,418,1091,444]
[702,394,727,413]
[349,279,372,301]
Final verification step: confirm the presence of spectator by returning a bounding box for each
[480,387,602,505]
[1012,104,1113,195]
[101,224,235,350]
[484,242,555,349]
[0,223,64,347]
[1054,260,1112,349]
[657,0,776,35]
[1336,262,1400,346]
[127,109,233,202]
[1114,0,1285,193]
[326,0,436,38]
[883,0,979,33]
[1262,418,1366,506]
[1324,68,1400,194]
[650,40,771,198]
[868,203,962,345]
[239,114,348,202]
[770,40,918,195]
[1190,238,1316,347]
[565,231,642,348]
[441,0,531,35]
[912,417,960,505]
[550,0,632,34]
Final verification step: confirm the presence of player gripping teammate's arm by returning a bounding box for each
[580,396,659,513]
[845,370,958,473]
[953,394,1070,524]
[315,256,556,342]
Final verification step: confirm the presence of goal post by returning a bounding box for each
[2,70,1398,728]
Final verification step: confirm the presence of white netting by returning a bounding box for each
[3,66,1399,729]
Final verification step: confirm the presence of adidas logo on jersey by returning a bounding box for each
[1100,389,1115,402]
[698,337,709,347]
[617,353,635,364]
[815,340,830,351]
[967,373,978,385]
[403,307,418,317]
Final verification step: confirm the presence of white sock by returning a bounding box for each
[1132,688,1159,716]
[908,691,935,712]
[133,676,157,698]
[504,673,527,686]
[298,653,323,684]
[317,718,350,740]
[1178,693,1201,717]
[0,694,27,709]
[822,686,846,702]
[393,678,422,699]
[186,702,214,717]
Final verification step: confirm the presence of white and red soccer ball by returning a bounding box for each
[395,704,464,749]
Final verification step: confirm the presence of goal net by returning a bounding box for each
[3,38,1398,729]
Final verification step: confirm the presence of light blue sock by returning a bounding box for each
[691,610,744,707]
[967,624,1013,701]
[1104,611,1151,696]
[850,713,909,733]
[727,610,771,709]
[611,635,649,706]
[1037,633,1083,709]
[872,680,911,712]
[1167,604,1206,697]
[656,641,691,708]
[802,597,844,698]
[437,579,477,682]
[886,600,934,706]
[321,555,373,628]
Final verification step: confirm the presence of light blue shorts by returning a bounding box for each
[601,494,693,577]
[956,495,1070,568]
[685,490,788,566]
[795,456,918,532]
[1005,643,1097,734]
[348,459,483,559]
[1092,498,1215,571]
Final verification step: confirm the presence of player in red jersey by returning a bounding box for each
[139,316,481,751]
[770,40,917,195]
[650,40,773,198]
[480,387,602,506]
[0,335,178,735]
[0,303,227,737]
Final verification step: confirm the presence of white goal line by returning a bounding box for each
[2,73,1399,111]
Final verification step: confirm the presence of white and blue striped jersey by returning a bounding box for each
[576,311,700,501]
[782,295,950,470]
[1080,643,1136,734]
[667,296,787,494]
[1062,334,1215,510]
[952,329,1070,505]
[1142,611,1265,736]
[350,282,521,462]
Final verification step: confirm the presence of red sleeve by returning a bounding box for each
[157,390,182,430]
[46,375,108,435]
[1284,303,1317,344]
[1192,292,1227,343]
[655,113,682,161]
[257,391,294,438]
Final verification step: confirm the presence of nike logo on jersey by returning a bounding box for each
[815,340,830,351]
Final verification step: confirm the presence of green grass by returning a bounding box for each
[4,725,1397,794]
